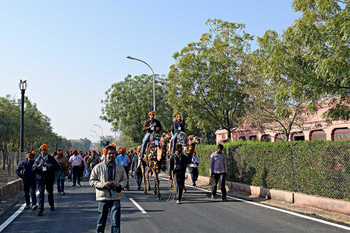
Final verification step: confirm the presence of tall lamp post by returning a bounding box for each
[126,56,156,112]
[90,130,99,141]
[19,80,27,153]
[93,124,104,138]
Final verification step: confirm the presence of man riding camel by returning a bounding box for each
[172,114,185,152]
[141,110,163,155]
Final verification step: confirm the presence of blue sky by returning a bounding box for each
[0,0,301,140]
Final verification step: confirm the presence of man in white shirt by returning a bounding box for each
[69,150,84,186]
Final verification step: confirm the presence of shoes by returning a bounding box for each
[223,198,228,202]
[25,204,30,209]
[72,184,76,187]
[50,207,55,211]
[32,204,38,210]
[176,200,181,204]
[211,195,216,199]
[137,187,141,190]
[78,184,82,187]
[61,192,65,195]
[37,212,43,216]
[126,188,130,191]
[193,184,196,187]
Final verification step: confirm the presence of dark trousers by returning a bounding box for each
[38,182,54,212]
[23,181,36,205]
[57,178,65,192]
[211,173,226,200]
[123,166,130,188]
[73,166,81,185]
[97,200,121,233]
[134,171,142,188]
[189,167,199,185]
[173,172,185,200]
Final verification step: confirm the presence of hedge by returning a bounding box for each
[195,140,350,200]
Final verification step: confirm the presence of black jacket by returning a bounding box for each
[169,152,189,176]
[16,159,36,183]
[174,120,185,134]
[33,155,59,185]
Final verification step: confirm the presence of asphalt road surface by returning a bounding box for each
[0,176,349,233]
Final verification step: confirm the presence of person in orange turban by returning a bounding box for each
[141,110,163,154]
[173,114,185,153]
[16,150,38,210]
[38,144,48,151]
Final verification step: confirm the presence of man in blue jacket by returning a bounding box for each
[33,144,59,216]
[16,151,37,210]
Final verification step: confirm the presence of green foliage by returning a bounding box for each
[196,140,350,200]
[167,18,253,138]
[101,74,173,144]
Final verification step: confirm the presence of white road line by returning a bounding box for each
[0,203,25,232]
[0,190,40,232]
[161,177,350,231]
[129,198,147,214]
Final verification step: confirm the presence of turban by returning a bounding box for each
[92,150,97,153]
[26,151,36,158]
[194,150,197,153]
[57,148,63,155]
[149,110,156,115]
[176,114,181,120]
[136,147,141,152]
[103,148,107,156]
[105,144,117,152]
[65,150,70,154]
[120,147,126,152]
[39,144,48,151]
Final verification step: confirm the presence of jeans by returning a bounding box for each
[97,200,121,233]
[189,167,198,185]
[172,132,179,152]
[57,178,65,192]
[38,182,54,212]
[173,172,185,200]
[134,171,142,188]
[73,166,81,185]
[211,173,227,200]
[141,133,151,154]
[23,181,36,205]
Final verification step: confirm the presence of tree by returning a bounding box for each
[258,0,350,121]
[167,19,253,139]
[101,74,173,144]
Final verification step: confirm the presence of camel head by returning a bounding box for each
[188,135,200,145]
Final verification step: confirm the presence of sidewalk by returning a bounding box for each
[178,173,350,226]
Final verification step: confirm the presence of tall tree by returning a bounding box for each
[101,74,173,144]
[167,19,253,139]
[258,0,350,121]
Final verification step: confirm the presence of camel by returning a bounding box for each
[140,132,171,200]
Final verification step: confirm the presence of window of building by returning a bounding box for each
[249,135,257,141]
[311,130,326,141]
[333,128,350,141]
[261,134,271,142]
[275,133,286,142]
[238,136,246,141]
[292,132,305,141]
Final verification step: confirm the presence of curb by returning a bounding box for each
[192,174,350,216]
[0,179,22,201]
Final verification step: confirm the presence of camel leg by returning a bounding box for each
[146,167,151,191]
[141,163,147,195]
[155,171,162,200]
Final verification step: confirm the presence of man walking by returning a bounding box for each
[90,144,127,233]
[210,144,228,201]
[130,147,142,190]
[189,150,200,186]
[16,151,37,210]
[86,150,101,176]
[54,148,69,195]
[33,144,59,216]
[116,147,131,190]
[168,144,189,204]
[69,149,84,186]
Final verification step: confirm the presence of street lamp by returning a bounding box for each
[19,80,27,153]
[93,124,104,137]
[90,130,98,141]
[126,56,156,112]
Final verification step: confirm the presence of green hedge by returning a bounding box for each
[195,140,350,200]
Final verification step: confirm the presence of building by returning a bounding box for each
[215,98,350,144]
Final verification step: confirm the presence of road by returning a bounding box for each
[0,176,349,233]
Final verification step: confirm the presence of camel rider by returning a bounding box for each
[141,110,163,155]
[173,114,185,152]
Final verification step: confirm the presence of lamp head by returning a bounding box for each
[19,80,27,91]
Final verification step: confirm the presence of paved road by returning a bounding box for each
[0,176,349,233]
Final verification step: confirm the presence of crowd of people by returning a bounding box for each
[15,111,228,232]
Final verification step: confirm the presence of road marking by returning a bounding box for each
[129,198,147,214]
[0,191,40,232]
[161,177,350,231]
